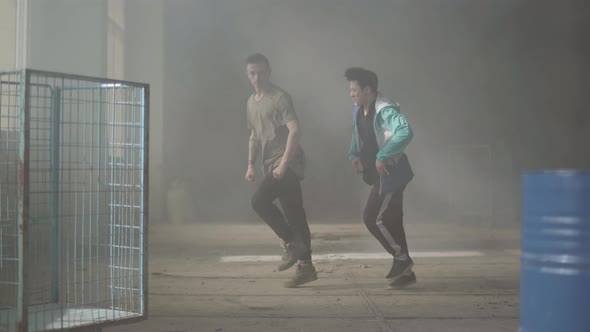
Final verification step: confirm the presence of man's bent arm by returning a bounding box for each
[248,129,259,166]
[279,120,300,167]
[376,108,413,161]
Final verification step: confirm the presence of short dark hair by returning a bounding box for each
[345,67,378,92]
[246,53,271,69]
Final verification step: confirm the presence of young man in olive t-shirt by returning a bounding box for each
[244,53,317,288]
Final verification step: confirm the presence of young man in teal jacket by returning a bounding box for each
[345,67,416,289]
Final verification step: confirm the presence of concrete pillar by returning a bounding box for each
[28,0,107,77]
[0,0,17,69]
[124,0,165,222]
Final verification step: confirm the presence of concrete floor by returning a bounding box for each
[104,221,521,332]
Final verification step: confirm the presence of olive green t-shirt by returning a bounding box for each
[247,85,305,179]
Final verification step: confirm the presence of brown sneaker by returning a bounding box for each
[284,263,318,288]
[277,240,306,271]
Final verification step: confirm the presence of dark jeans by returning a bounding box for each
[251,169,311,260]
[363,182,409,258]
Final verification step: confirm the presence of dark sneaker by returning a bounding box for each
[385,257,414,280]
[284,263,318,288]
[277,240,305,272]
[388,271,416,289]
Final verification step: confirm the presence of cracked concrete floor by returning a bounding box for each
[104,221,520,332]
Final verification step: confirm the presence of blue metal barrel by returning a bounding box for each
[520,171,590,332]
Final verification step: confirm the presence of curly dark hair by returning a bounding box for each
[345,67,378,92]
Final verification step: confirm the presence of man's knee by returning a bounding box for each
[363,210,378,228]
[380,211,403,228]
[251,193,266,212]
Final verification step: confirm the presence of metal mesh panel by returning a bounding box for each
[0,69,148,332]
[0,70,23,332]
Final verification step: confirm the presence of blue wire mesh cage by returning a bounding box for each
[0,69,149,332]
